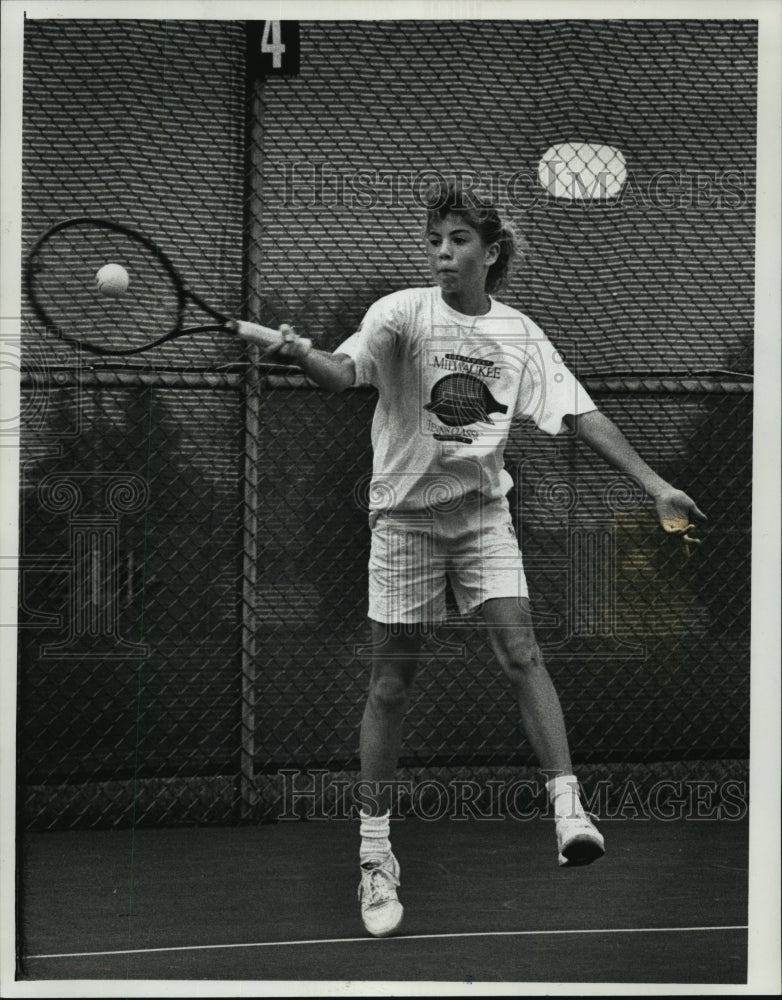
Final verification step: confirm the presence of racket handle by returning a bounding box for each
[232,319,313,360]
[231,319,284,350]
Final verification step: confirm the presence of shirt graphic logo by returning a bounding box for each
[424,371,508,438]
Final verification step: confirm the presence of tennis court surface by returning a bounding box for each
[18,814,747,985]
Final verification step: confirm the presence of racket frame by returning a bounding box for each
[24,216,273,357]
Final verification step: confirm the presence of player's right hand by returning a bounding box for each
[277,323,313,360]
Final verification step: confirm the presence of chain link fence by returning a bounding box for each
[17,18,754,829]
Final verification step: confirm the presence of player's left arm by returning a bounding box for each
[564,409,707,542]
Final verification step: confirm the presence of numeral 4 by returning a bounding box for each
[261,21,286,69]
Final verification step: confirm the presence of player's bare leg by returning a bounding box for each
[482,596,605,867]
[356,621,425,937]
[482,597,572,773]
[360,622,424,811]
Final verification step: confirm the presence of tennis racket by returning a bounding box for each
[24,217,299,357]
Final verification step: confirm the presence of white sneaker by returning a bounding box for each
[556,813,605,867]
[358,852,404,937]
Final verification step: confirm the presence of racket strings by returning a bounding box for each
[27,226,184,354]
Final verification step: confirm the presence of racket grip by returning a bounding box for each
[232,319,312,361]
[232,319,284,351]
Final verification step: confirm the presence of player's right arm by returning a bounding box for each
[240,295,399,391]
[238,322,356,392]
[297,348,356,392]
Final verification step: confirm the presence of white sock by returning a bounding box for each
[545,774,585,820]
[359,809,391,864]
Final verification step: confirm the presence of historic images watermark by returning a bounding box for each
[276,769,748,823]
[278,164,751,212]
[5,322,149,655]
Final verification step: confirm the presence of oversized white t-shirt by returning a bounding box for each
[337,286,596,511]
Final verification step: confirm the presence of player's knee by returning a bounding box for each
[368,673,411,713]
[494,633,542,684]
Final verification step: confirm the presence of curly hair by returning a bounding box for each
[422,177,520,293]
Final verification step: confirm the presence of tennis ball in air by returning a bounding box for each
[96,263,130,297]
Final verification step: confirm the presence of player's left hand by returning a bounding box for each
[654,488,707,547]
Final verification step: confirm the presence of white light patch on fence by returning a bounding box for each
[538,142,627,200]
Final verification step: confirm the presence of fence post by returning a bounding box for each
[238,34,266,820]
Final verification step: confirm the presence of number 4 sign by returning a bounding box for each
[246,21,301,77]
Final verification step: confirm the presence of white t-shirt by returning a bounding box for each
[337,286,596,511]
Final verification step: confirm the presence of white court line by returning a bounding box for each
[27,925,748,961]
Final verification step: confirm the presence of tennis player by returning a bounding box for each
[239,179,705,938]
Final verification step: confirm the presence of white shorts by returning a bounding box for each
[367,493,529,624]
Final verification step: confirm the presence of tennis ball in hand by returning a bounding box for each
[660,515,694,534]
[96,263,130,297]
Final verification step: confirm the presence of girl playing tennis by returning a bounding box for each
[239,179,705,938]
